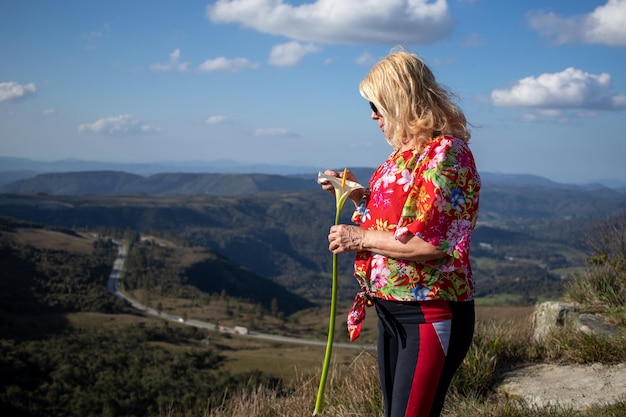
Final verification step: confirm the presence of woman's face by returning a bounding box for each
[372,110,385,134]
[369,102,385,134]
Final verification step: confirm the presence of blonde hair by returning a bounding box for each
[359,49,470,152]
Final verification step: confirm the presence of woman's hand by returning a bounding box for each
[320,169,364,203]
[319,169,340,193]
[330,226,448,262]
[328,224,365,253]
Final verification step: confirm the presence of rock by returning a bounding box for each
[531,301,579,343]
[532,301,621,343]
[576,313,620,338]
[501,301,626,410]
[497,363,626,410]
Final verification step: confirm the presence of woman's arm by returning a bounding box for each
[328,224,446,263]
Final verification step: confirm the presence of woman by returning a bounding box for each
[321,50,480,417]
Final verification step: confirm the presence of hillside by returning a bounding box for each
[0,220,298,417]
[2,209,623,417]
[1,170,625,304]
[1,189,624,305]
[1,166,624,417]
[0,218,121,317]
[2,168,626,196]
[122,232,314,315]
[0,171,321,196]
[0,217,311,316]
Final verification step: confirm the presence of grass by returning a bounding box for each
[191,315,626,417]
[3,227,96,253]
[151,216,626,417]
[5,215,624,417]
[474,305,534,323]
[475,293,527,306]
[65,311,158,329]
[119,282,619,413]
[201,352,383,417]
[105,301,529,416]
[125,288,381,345]
[151,313,625,417]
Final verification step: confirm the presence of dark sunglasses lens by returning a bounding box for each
[369,101,378,114]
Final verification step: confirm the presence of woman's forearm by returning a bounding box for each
[328,225,446,262]
[361,229,446,263]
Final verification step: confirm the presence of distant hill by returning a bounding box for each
[0,156,325,181]
[1,169,625,197]
[1,156,625,190]
[0,171,320,196]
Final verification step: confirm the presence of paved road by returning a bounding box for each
[107,240,375,351]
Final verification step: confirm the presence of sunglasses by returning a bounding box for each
[369,101,380,115]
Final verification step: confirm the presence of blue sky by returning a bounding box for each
[1,0,625,184]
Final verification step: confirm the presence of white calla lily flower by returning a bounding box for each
[317,170,364,215]
[313,168,364,415]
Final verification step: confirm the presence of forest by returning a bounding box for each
[1,172,625,416]
[0,218,283,417]
[0,180,615,303]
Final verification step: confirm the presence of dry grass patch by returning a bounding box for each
[1,228,96,253]
[476,305,534,325]
[65,311,160,330]
[219,343,325,381]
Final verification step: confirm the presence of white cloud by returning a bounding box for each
[528,0,626,46]
[88,31,103,40]
[491,67,626,111]
[431,56,457,66]
[611,94,626,107]
[42,108,55,116]
[269,41,320,67]
[462,32,484,47]
[197,57,259,72]
[206,115,227,125]
[78,114,162,135]
[355,52,374,66]
[150,49,190,72]
[254,127,296,137]
[151,49,258,73]
[207,0,453,44]
[521,108,602,124]
[0,81,37,102]
[538,109,563,118]
[83,23,109,50]
[521,113,539,122]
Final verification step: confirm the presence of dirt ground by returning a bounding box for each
[497,363,626,409]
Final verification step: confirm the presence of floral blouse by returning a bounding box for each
[346,135,481,341]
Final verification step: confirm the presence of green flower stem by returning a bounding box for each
[313,170,363,415]
[313,207,342,415]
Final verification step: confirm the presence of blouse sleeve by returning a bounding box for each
[395,137,480,259]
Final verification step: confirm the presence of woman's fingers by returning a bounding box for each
[328,225,363,253]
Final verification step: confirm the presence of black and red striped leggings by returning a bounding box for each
[374,299,475,417]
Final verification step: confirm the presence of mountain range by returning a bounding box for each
[1,156,625,191]
[1,171,625,304]
[1,157,625,197]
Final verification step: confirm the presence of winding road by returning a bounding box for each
[107,240,375,350]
